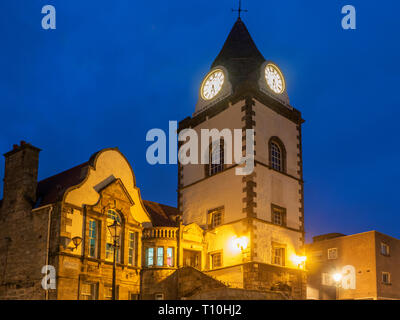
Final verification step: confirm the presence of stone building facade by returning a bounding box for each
[0,17,308,300]
[0,141,298,300]
[178,17,306,296]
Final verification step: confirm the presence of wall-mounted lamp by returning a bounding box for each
[231,236,249,253]
[290,254,307,268]
[67,236,82,251]
[332,272,343,283]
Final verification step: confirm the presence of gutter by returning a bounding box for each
[45,205,53,300]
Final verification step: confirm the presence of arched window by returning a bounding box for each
[269,137,286,173]
[106,209,122,263]
[208,139,225,176]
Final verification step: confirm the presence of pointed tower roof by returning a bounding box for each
[211,18,265,88]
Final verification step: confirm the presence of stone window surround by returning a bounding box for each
[327,247,338,260]
[382,272,391,285]
[144,246,176,268]
[210,250,223,269]
[80,282,98,300]
[82,207,141,268]
[207,206,225,229]
[268,136,287,174]
[271,204,287,227]
[88,218,99,259]
[380,242,390,257]
[271,241,286,267]
[204,139,227,178]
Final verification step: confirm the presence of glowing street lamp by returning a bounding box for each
[107,220,122,300]
[332,273,343,283]
[332,272,343,300]
[290,254,307,269]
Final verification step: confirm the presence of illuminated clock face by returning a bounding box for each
[265,64,285,94]
[201,69,225,100]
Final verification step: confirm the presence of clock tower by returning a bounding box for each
[178,17,306,297]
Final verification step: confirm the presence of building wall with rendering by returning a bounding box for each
[306,231,400,300]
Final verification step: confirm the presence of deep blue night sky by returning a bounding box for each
[1,1,399,242]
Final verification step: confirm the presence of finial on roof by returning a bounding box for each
[232,0,248,19]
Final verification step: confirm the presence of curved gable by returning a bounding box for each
[64,148,151,224]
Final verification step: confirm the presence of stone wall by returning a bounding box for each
[0,205,58,300]
[141,267,226,300]
[243,262,306,299]
[187,287,287,300]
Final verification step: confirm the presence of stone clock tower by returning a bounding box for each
[178,17,306,297]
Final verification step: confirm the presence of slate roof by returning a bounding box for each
[211,17,266,89]
[32,160,179,227]
[142,200,178,227]
[35,162,89,208]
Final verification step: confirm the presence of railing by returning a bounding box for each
[142,227,178,239]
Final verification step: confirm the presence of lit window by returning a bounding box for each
[209,140,224,176]
[381,243,390,256]
[157,247,164,266]
[146,248,154,266]
[273,247,285,266]
[88,219,98,258]
[209,207,223,228]
[211,252,222,269]
[382,272,391,284]
[270,142,282,171]
[167,247,174,267]
[106,210,122,263]
[80,282,97,300]
[128,232,136,266]
[328,248,338,260]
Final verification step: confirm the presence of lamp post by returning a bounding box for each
[332,272,342,300]
[107,220,122,300]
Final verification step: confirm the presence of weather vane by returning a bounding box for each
[232,0,248,19]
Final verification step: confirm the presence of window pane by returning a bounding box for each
[104,285,112,300]
[381,243,389,256]
[167,247,174,267]
[157,247,164,266]
[81,283,96,300]
[147,248,154,266]
[211,210,222,228]
[128,232,135,265]
[328,248,338,260]
[209,140,224,176]
[273,247,285,266]
[106,244,120,262]
[271,142,282,171]
[106,210,122,262]
[88,220,97,258]
[212,253,222,268]
[107,209,121,223]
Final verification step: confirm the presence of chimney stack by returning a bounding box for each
[2,141,41,218]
